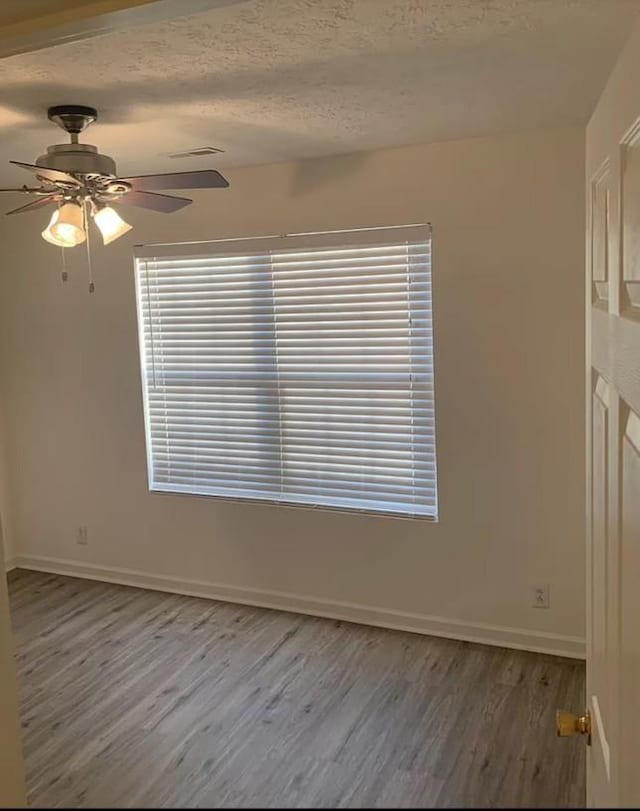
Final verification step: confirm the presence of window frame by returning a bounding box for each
[134,224,438,521]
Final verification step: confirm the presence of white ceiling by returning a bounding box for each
[0,0,637,183]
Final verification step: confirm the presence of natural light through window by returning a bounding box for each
[135,224,438,518]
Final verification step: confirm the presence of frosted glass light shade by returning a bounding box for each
[41,209,61,245]
[42,203,86,247]
[93,206,132,245]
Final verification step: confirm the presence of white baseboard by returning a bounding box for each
[13,554,585,659]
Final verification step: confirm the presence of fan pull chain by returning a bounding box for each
[60,246,68,282]
[83,201,95,293]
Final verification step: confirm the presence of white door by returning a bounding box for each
[586,116,640,806]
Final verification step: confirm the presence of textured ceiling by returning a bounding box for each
[0,0,637,183]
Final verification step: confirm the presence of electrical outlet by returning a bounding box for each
[76,526,88,546]
[532,584,550,609]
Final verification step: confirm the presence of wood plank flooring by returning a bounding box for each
[8,569,585,808]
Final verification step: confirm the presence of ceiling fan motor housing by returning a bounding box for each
[48,105,97,135]
[36,144,117,178]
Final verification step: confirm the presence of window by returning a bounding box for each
[135,224,437,518]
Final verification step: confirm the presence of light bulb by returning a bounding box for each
[93,206,132,245]
[42,203,86,247]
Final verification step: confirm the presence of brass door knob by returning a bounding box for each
[556,710,591,738]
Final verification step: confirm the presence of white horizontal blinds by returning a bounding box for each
[138,250,283,502]
[136,225,437,517]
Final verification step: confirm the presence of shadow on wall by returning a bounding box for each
[287,150,371,196]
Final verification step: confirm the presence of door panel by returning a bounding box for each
[590,377,608,726]
[621,130,640,311]
[620,409,640,802]
[587,372,618,806]
[591,161,610,306]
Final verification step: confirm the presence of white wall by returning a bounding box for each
[0,126,586,655]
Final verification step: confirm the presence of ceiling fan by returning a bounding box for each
[0,105,229,248]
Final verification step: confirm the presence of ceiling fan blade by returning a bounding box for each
[9,161,80,187]
[118,190,192,213]
[121,170,229,191]
[5,194,59,216]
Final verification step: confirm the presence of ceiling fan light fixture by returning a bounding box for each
[8,105,229,268]
[44,202,86,247]
[93,205,132,245]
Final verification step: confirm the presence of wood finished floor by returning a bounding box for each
[8,569,585,809]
